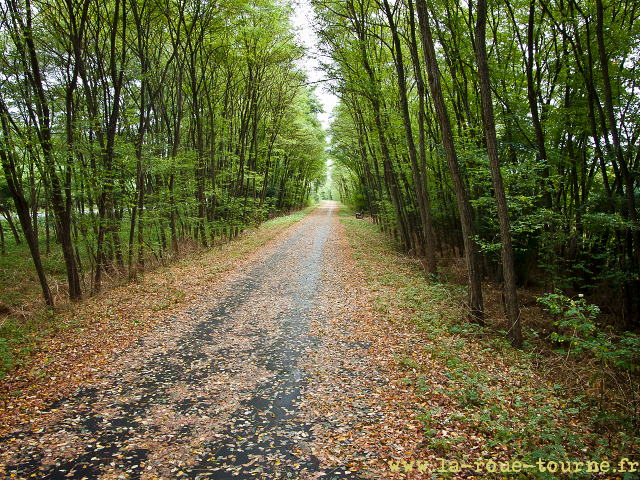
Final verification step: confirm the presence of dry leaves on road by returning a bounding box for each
[1,203,606,480]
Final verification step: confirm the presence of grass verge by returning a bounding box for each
[339,204,638,479]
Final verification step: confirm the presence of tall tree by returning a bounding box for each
[475,0,521,347]
[3,0,83,300]
[415,0,484,322]
[0,98,54,305]
[381,0,437,273]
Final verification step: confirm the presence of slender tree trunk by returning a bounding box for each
[0,204,21,244]
[525,0,552,210]
[415,0,484,323]
[7,0,82,300]
[596,0,640,269]
[0,102,53,305]
[45,189,50,254]
[475,0,521,347]
[347,0,410,251]
[0,216,5,254]
[137,190,145,268]
[384,0,437,272]
[409,0,438,273]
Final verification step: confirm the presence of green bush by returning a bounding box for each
[537,291,639,372]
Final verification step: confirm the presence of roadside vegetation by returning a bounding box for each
[314,0,640,420]
[339,204,638,478]
[1,0,326,312]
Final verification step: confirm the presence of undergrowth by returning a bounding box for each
[339,203,639,479]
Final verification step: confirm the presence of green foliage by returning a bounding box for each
[538,292,639,372]
[538,292,600,348]
[0,0,327,310]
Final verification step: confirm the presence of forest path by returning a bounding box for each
[2,202,420,479]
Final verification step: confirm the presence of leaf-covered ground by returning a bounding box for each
[0,202,629,479]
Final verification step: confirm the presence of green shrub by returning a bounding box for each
[537,291,639,372]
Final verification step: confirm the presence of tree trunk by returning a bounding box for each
[45,189,50,254]
[596,0,640,269]
[525,0,552,211]
[475,0,521,347]
[346,0,410,251]
[0,101,53,305]
[7,0,82,300]
[0,216,5,254]
[384,0,437,272]
[0,204,21,245]
[415,0,484,323]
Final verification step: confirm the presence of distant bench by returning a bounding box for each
[355,209,365,219]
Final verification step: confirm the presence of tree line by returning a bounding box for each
[314,0,639,349]
[0,0,327,305]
